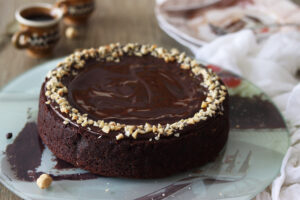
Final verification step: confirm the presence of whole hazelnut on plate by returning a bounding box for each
[36,174,53,189]
[65,27,78,39]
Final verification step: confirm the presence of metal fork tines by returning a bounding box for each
[135,150,252,200]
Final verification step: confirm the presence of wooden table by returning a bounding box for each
[0,0,186,199]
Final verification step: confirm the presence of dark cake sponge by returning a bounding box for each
[38,83,229,178]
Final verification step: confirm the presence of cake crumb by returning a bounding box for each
[36,174,52,189]
[6,132,13,139]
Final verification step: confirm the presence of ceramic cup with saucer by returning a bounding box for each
[56,0,95,25]
[12,3,63,58]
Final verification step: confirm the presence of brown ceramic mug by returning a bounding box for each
[12,3,63,58]
[56,0,95,25]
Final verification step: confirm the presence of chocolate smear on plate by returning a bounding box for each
[6,122,44,181]
[5,122,98,181]
[229,95,286,129]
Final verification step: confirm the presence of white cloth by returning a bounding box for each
[195,30,300,200]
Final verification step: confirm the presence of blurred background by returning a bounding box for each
[0,0,190,99]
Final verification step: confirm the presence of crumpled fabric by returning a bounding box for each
[195,30,300,200]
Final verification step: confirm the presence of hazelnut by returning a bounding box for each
[201,102,208,108]
[187,118,195,125]
[102,125,110,133]
[65,27,78,39]
[116,133,124,140]
[36,174,52,189]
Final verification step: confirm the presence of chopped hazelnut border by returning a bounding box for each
[44,43,227,140]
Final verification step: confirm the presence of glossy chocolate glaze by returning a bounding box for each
[67,55,207,125]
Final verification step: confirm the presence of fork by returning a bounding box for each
[135,150,252,200]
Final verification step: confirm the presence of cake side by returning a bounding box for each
[38,83,229,178]
[37,43,230,178]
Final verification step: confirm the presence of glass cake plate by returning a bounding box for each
[0,58,289,200]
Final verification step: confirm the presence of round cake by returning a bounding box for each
[38,43,229,178]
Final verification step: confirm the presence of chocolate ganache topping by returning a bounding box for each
[67,55,207,125]
[44,43,228,139]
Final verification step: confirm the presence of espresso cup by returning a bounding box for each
[56,0,95,25]
[12,3,63,58]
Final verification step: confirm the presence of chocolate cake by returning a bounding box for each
[38,43,229,178]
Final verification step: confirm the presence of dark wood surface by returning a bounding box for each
[0,0,187,199]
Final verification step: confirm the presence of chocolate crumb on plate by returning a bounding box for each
[6,132,13,139]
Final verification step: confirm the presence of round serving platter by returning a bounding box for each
[0,58,289,200]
